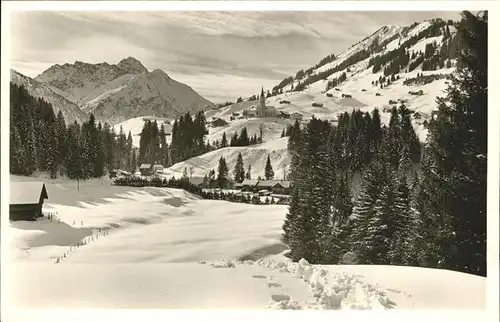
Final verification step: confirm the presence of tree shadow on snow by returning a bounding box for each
[238,243,289,261]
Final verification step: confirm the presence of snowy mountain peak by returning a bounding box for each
[117,57,148,74]
[150,68,171,79]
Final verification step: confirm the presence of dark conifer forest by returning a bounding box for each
[10,83,136,179]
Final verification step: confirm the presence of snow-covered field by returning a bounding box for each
[5,177,487,311]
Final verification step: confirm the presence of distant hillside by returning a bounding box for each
[164,137,292,180]
[207,18,458,142]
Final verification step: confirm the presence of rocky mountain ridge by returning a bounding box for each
[20,57,214,125]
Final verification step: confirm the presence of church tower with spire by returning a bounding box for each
[258,86,266,117]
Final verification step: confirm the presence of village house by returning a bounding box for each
[241,179,259,191]
[139,164,154,176]
[153,164,164,174]
[243,109,256,118]
[280,111,291,118]
[10,181,48,221]
[211,118,228,127]
[256,180,292,195]
[291,112,303,121]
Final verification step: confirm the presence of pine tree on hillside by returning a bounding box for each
[332,174,354,259]
[79,121,91,178]
[399,104,421,163]
[159,124,168,166]
[93,122,106,177]
[126,131,133,170]
[217,156,229,188]
[131,149,137,173]
[388,176,419,265]
[25,116,37,175]
[104,125,116,171]
[54,111,67,175]
[245,164,252,180]
[66,121,84,180]
[45,123,59,179]
[349,159,387,264]
[170,119,179,163]
[10,125,25,174]
[230,132,239,147]
[419,11,487,276]
[264,154,274,180]
[385,106,402,167]
[239,127,250,146]
[233,152,245,183]
[221,132,228,148]
[371,108,382,152]
[208,169,216,188]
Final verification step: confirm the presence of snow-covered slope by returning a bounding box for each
[10,70,87,124]
[7,179,486,310]
[206,117,292,146]
[164,137,291,180]
[34,57,215,124]
[251,19,454,141]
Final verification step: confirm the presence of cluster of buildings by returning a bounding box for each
[210,87,304,128]
[8,177,293,222]
[138,163,165,176]
[235,179,292,195]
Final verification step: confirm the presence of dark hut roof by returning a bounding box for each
[10,182,48,205]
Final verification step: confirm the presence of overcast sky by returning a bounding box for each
[11,11,461,103]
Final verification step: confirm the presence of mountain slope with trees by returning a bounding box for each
[282,11,487,277]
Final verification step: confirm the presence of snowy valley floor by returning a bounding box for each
[7,176,486,310]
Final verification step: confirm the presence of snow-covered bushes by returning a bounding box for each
[340,252,359,265]
[113,176,203,196]
[200,190,290,205]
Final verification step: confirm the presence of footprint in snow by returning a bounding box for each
[271,294,291,302]
[252,275,267,279]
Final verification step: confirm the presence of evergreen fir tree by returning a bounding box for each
[245,165,252,180]
[131,149,137,173]
[349,160,386,263]
[217,156,229,188]
[233,153,245,183]
[159,124,168,166]
[94,122,106,177]
[239,127,250,146]
[264,154,274,180]
[221,132,228,148]
[230,132,239,147]
[45,123,59,179]
[419,11,487,276]
[54,111,67,175]
[10,125,25,174]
